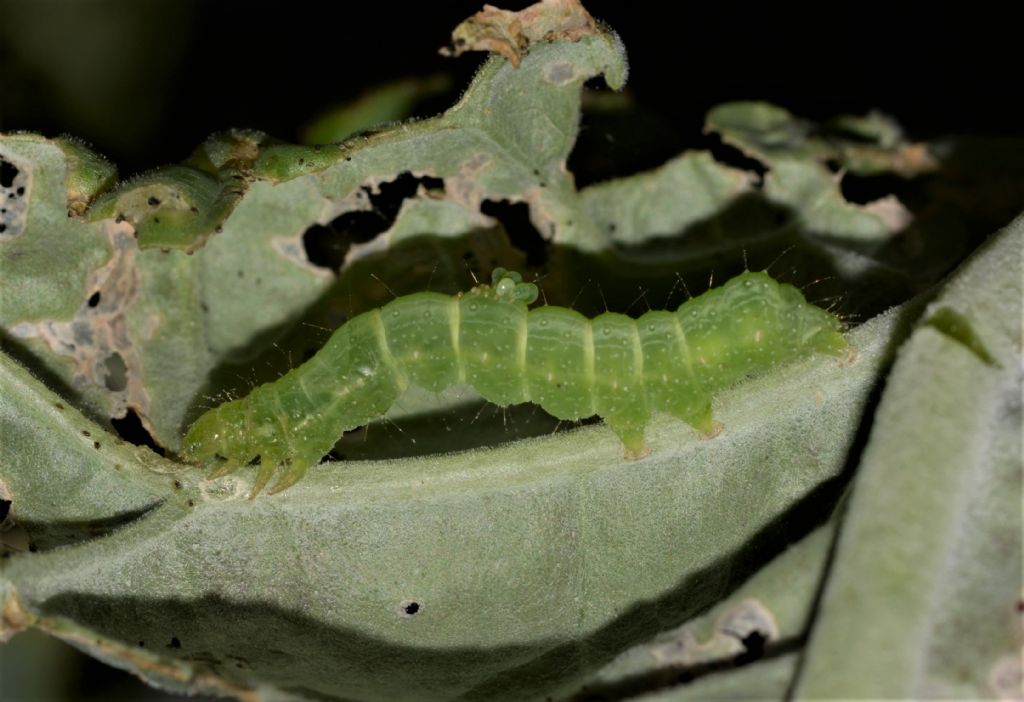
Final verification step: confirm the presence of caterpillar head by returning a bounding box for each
[468,268,538,305]
[777,281,848,356]
[726,272,850,359]
[181,399,245,464]
[802,307,849,357]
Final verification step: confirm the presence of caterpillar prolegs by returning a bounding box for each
[182,269,849,495]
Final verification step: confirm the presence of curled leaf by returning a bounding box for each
[440,0,599,67]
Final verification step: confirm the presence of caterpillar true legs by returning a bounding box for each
[182,268,849,495]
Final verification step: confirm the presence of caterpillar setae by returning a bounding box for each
[182,269,850,495]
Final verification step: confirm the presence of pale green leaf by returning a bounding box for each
[1,20,629,449]
[572,522,837,700]
[628,655,798,702]
[705,101,937,177]
[0,310,903,701]
[0,352,175,552]
[764,159,910,242]
[794,215,1024,699]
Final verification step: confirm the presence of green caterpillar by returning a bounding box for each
[182,269,849,495]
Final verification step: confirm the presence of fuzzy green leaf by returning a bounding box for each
[794,215,1024,699]
[1,134,335,448]
[1,310,902,701]
[0,352,177,551]
[705,101,938,177]
[571,522,837,700]
[1,17,630,450]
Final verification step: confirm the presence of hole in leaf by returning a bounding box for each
[303,171,444,271]
[839,172,910,205]
[0,160,18,188]
[703,134,767,179]
[399,600,421,616]
[480,199,547,266]
[87,291,101,308]
[0,499,10,522]
[111,408,164,455]
[103,352,128,392]
[736,630,767,664]
[168,637,181,649]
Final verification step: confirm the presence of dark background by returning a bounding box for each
[2,1,1019,178]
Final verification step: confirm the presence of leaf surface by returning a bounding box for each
[1,311,903,701]
[794,215,1024,699]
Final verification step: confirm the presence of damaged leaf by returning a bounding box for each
[764,159,912,241]
[89,129,272,252]
[440,0,599,66]
[704,102,934,246]
[705,101,938,177]
[1,310,902,701]
[2,135,335,447]
[2,4,631,448]
[579,151,755,246]
[572,523,838,701]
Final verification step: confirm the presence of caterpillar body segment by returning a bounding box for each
[182,268,848,495]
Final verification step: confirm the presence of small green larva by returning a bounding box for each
[182,269,849,495]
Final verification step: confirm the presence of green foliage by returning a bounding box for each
[796,221,1022,699]
[1,1,1021,700]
